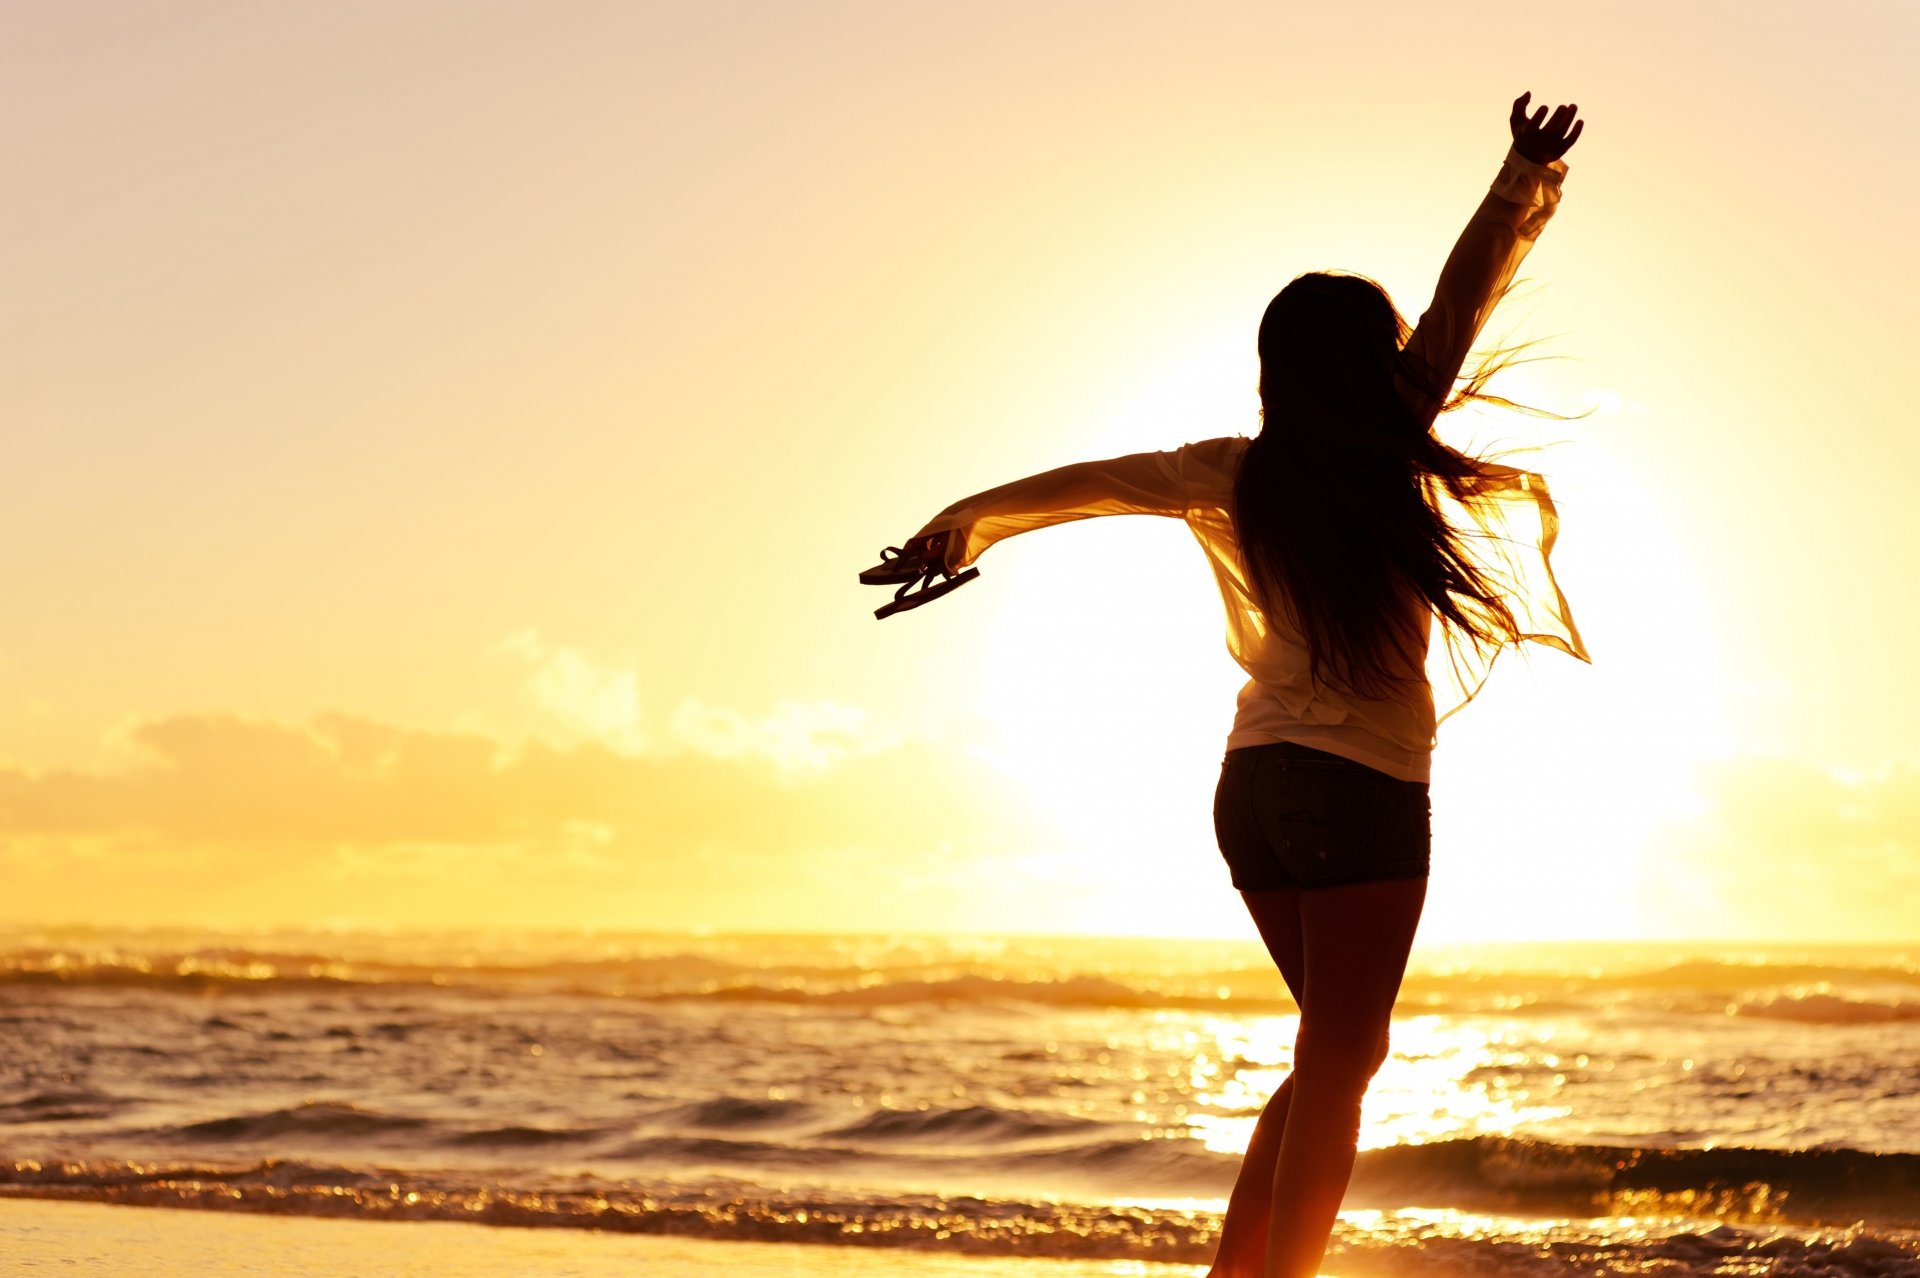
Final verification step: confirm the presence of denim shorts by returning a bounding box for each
[1212,741,1430,891]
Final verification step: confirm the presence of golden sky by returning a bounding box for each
[4,1,1916,943]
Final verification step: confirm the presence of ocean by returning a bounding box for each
[3,927,1918,1275]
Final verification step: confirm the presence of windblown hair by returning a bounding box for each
[1231,269,1573,701]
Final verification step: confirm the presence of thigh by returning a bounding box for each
[1296,875,1428,1027]
[1240,886,1307,1006]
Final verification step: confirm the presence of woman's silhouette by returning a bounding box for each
[867,93,1588,1278]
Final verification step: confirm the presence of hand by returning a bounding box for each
[903,530,952,565]
[1509,91,1584,164]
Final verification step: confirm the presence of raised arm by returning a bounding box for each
[905,447,1188,574]
[1396,92,1585,425]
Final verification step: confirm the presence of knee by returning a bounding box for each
[1368,1026,1392,1076]
[1292,1021,1392,1086]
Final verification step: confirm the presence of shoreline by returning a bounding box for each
[8,1192,1917,1278]
[0,1196,1198,1278]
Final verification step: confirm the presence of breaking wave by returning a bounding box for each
[8,1133,1919,1231]
[3,1138,1919,1269]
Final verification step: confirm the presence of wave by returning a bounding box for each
[603,1134,868,1171]
[443,1124,611,1148]
[655,1096,821,1132]
[160,1101,431,1143]
[818,1104,1113,1145]
[72,1095,1920,1233]
[1734,992,1920,1024]
[668,972,1275,1010]
[1349,1136,1920,1226]
[999,1135,1242,1193]
[0,959,1301,1011]
[5,1152,1208,1261]
[0,1088,133,1124]
[2,1146,1918,1271]
[4,949,1918,1015]
[120,1096,1136,1166]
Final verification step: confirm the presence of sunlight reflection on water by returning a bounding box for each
[1179,1012,1573,1155]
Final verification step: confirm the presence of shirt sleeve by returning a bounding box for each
[1427,459,1593,737]
[1396,144,1569,424]
[909,446,1189,573]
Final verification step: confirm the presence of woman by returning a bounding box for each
[869,93,1588,1278]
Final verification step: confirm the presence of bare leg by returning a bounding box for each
[1261,875,1427,1278]
[1206,886,1305,1278]
[1206,1073,1294,1277]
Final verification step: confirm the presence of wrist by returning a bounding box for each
[1504,142,1569,178]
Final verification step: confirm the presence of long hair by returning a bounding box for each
[1230,269,1572,701]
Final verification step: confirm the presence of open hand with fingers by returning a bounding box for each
[1509,91,1584,164]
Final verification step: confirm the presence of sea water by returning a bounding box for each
[3,928,1918,1275]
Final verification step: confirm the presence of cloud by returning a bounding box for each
[0,630,1088,931]
[0,705,1068,932]
[1647,753,1920,941]
[490,628,647,753]
[487,629,895,777]
[668,696,901,776]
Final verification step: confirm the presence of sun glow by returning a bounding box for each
[6,2,1914,943]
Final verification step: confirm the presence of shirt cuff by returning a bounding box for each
[1490,144,1568,203]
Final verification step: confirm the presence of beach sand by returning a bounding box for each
[0,1197,1206,1278]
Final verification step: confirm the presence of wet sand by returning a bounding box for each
[0,1196,1207,1278]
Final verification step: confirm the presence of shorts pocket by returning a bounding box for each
[1255,757,1377,877]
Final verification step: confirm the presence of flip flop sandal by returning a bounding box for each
[859,543,933,586]
[858,528,959,585]
[871,563,980,620]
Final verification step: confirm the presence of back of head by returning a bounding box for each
[1256,271,1406,431]
[1232,271,1521,701]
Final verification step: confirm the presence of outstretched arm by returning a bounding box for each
[1396,92,1586,425]
[905,446,1188,574]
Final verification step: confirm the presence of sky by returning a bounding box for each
[3,0,1917,944]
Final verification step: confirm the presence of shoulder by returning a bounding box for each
[1166,435,1249,512]
[1176,435,1251,479]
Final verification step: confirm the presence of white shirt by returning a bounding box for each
[909,144,1588,783]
